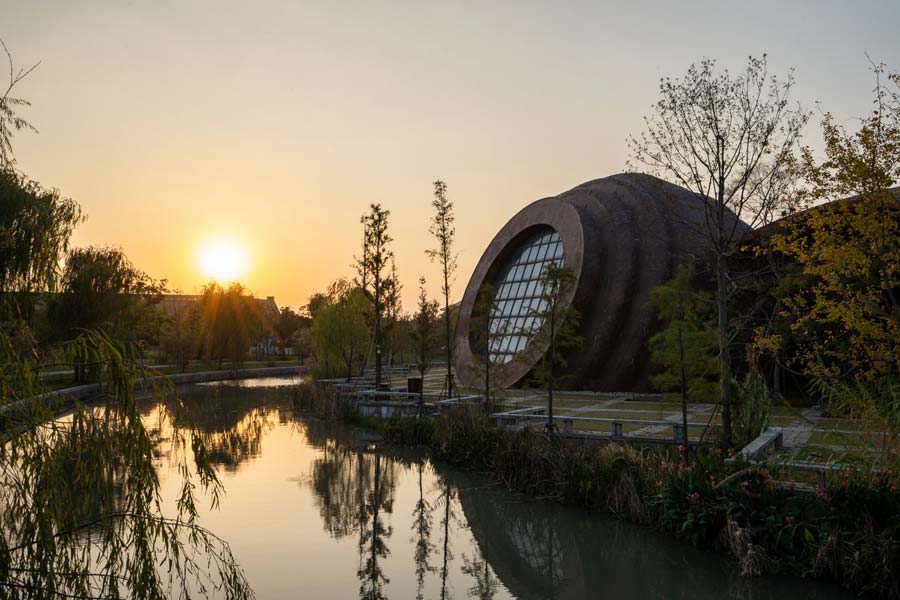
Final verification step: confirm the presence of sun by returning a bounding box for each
[197,237,249,282]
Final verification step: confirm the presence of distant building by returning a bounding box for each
[159,293,283,355]
[157,294,279,321]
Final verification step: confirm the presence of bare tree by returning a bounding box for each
[628,55,808,447]
[0,39,39,166]
[427,180,458,398]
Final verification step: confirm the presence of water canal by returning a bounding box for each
[149,377,854,599]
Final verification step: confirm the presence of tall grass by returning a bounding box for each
[292,380,353,422]
[812,377,900,462]
[731,373,776,447]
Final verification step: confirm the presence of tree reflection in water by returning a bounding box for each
[147,381,294,472]
[410,460,435,600]
[305,430,398,600]
[436,476,454,600]
[358,450,393,600]
[462,552,499,600]
[148,382,850,600]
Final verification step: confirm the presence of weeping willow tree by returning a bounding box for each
[0,331,254,599]
[0,54,253,594]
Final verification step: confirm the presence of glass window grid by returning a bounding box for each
[487,228,564,364]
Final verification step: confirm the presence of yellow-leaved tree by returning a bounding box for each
[769,63,899,449]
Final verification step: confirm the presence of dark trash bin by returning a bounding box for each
[407,377,423,394]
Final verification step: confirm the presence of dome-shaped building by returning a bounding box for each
[453,173,745,392]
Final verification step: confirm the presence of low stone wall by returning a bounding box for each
[356,400,429,419]
[0,366,306,425]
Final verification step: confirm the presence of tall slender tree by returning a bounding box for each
[628,55,808,447]
[356,204,393,389]
[427,180,458,398]
[470,283,500,412]
[528,265,581,434]
[382,256,404,370]
[410,277,440,416]
[645,266,720,443]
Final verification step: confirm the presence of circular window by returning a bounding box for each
[486,227,564,364]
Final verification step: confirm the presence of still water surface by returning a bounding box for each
[150,377,854,599]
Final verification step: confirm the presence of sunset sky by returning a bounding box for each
[5,1,899,311]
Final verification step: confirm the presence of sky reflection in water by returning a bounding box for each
[146,378,854,600]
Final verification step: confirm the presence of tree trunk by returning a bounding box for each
[444,296,454,399]
[374,316,382,390]
[547,308,555,433]
[418,387,424,419]
[484,356,490,413]
[678,322,688,446]
[484,316,490,412]
[717,253,733,448]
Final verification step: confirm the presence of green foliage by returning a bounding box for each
[160,300,205,372]
[0,167,82,297]
[47,246,167,358]
[309,279,370,380]
[271,306,306,356]
[0,330,253,599]
[646,266,720,404]
[409,278,439,380]
[380,257,404,365]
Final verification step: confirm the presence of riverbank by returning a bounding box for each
[295,382,900,599]
[0,365,307,432]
